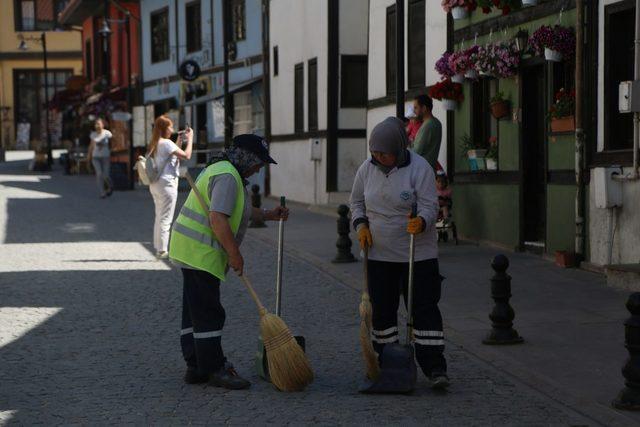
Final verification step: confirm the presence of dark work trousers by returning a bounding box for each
[367,258,447,376]
[180,268,226,374]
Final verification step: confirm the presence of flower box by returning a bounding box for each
[544,48,563,62]
[442,99,458,110]
[490,100,510,120]
[451,6,469,20]
[550,115,575,133]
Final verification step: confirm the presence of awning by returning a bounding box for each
[183,76,262,106]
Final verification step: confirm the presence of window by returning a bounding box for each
[15,0,68,31]
[294,63,304,133]
[186,1,202,53]
[470,78,497,150]
[308,58,318,131]
[14,69,72,144]
[408,0,425,89]
[151,8,169,63]
[386,5,397,95]
[232,0,246,41]
[273,46,279,76]
[85,39,92,80]
[605,1,635,151]
[341,55,367,108]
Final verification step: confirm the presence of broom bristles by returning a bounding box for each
[261,312,314,392]
[359,293,380,379]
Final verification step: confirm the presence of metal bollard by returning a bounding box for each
[612,293,640,410]
[248,184,267,228]
[483,255,524,345]
[331,204,356,264]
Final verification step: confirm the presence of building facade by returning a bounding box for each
[0,0,82,151]
[269,0,369,204]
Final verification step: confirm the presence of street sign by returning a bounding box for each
[111,111,132,121]
[180,59,201,81]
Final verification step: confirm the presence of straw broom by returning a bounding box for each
[360,246,380,379]
[183,172,314,392]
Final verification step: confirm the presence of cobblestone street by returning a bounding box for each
[0,157,605,424]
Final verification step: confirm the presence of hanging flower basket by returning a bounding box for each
[522,0,538,6]
[544,48,563,62]
[529,25,576,61]
[451,6,469,19]
[477,0,520,15]
[490,100,510,119]
[472,42,520,79]
[435,51,455,80]
[451,73,465,84]
[429,79,464,110]
[551,116,575,133]
[465,69,479,79]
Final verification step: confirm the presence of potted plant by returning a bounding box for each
[474,41,520,78]
[441,0,476,20]
[489,92,510,119]
[449,47,478,82]
[463,46,480,79]
[549,88,575,132]
[528,25,576,62]
[477,0,520,15]
[429,79,464,111]
[435,51,455,80]
[460,134,487,171]
[485,137,498,170]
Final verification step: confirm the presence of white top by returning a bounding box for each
[154,138,180,180]
[350,150,439,262]
[90,130,113,158]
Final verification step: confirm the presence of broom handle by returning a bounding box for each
[363,245,369,293]
[406,202,417,346]
[184,171,267,313]
[275,196,285,316]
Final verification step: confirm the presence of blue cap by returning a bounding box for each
[232,134,277,165]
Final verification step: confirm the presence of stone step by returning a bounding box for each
[605,264,640,292]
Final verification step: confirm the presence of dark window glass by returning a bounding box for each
[15,0,67,31]
[232,0,246,41]
[471,78,496,150]
[273,46,278,76]
[386,5,396,95]
[186,1,202,53]
[14,69,72,145]
[605,1,635,150]
[408,0,425,88]
[151,8,170,63]
[294,63,304,133]
[341,55,368,108]
[308,58,318,131]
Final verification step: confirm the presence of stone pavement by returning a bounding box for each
[0,153,633,425]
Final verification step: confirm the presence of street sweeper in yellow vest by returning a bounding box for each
[169,134,288,390]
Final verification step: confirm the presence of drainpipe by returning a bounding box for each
[574,0,586,262]
[395,0,404,119]
[614,0,640,181]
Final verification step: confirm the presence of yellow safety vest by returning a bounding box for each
[169,161,245,281]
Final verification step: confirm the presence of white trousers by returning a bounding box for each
[149,177,178,253]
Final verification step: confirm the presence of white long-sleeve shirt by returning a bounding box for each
[349,150,439,262]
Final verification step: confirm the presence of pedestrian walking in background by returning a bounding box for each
[405,104,422,145]
[147,115,193,259]
[169,134,289,390]
[412,95,442,171]
[87,118,113,198]
[350,117,449,389]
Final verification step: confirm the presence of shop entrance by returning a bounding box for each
[521,64,546,252]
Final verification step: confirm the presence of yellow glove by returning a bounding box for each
[407,216,425,235]
[357,226,373,249]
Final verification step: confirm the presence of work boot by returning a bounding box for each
[184,367,208,384]
[428,371,450,390]
[209,362,251,390]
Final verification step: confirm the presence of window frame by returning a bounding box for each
[294,62,304,133]
[603,0,635,153]
[407,0,425,89]
[340,55,368,108]
[308,58,318,131]
[470,78,497,157]
[15,0,68,32]
[386,5,397,96]
[150,7,170,64]
[185,0,202,53]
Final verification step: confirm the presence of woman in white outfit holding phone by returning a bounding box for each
[147,115,193,259]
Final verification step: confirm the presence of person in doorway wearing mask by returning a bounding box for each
[169,134,289,390]
[350,117,449,389]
